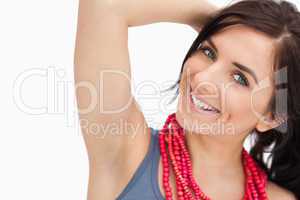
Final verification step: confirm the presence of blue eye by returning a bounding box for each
[233,71,249,86]
[198,43,249,87]
[198,45,216,60]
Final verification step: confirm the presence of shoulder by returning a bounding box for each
[266,181,297,200]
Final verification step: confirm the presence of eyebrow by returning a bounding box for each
[206,38,259,84]
[232,62,258,84]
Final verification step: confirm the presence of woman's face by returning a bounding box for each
[176,25,277,137]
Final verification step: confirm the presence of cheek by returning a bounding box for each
[224,86,273,134]
[178,68,190,95]
[249,87,273,119]
[184,53,210,72]
[225,87,252,116]
[178,63,199,93]
[224,86,258,130]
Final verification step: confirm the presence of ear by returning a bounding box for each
[255,111,287,132]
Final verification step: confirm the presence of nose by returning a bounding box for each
[192,81,219,99]
[192,63,224,98]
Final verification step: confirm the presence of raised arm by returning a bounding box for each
[73,0,218,199]
[110,0,218,26]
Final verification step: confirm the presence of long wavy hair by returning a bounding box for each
[164,0,300,198]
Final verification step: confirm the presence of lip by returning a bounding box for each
[188,85,221,115]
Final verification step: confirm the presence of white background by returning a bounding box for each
[0,0,299,199]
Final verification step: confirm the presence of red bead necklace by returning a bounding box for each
[158,113,268,200]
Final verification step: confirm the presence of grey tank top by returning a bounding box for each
[115,127,165,200]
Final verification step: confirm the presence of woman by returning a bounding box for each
[74,0,300,199]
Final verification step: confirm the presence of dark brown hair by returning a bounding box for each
[164,0,300,197]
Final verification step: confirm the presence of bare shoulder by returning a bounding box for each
[266,181,297,200]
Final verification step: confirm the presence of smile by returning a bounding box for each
[188,85,221,115]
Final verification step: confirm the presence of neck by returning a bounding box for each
[183,130,248,196]
[184,129,247,173]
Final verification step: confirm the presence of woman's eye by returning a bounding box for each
[233,72,249,87]
[197,44,248,87]
[199,46,216,60]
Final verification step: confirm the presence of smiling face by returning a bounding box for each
[176,25,278,137]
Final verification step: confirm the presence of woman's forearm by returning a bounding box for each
[102,0,218,27]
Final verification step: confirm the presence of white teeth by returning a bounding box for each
[191,94,218,112]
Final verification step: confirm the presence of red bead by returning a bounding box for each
[158,113,268,200]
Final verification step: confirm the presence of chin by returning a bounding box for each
[175,109,211,134]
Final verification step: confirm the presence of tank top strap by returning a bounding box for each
[116,127,163,200]
[151,128,165,200]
